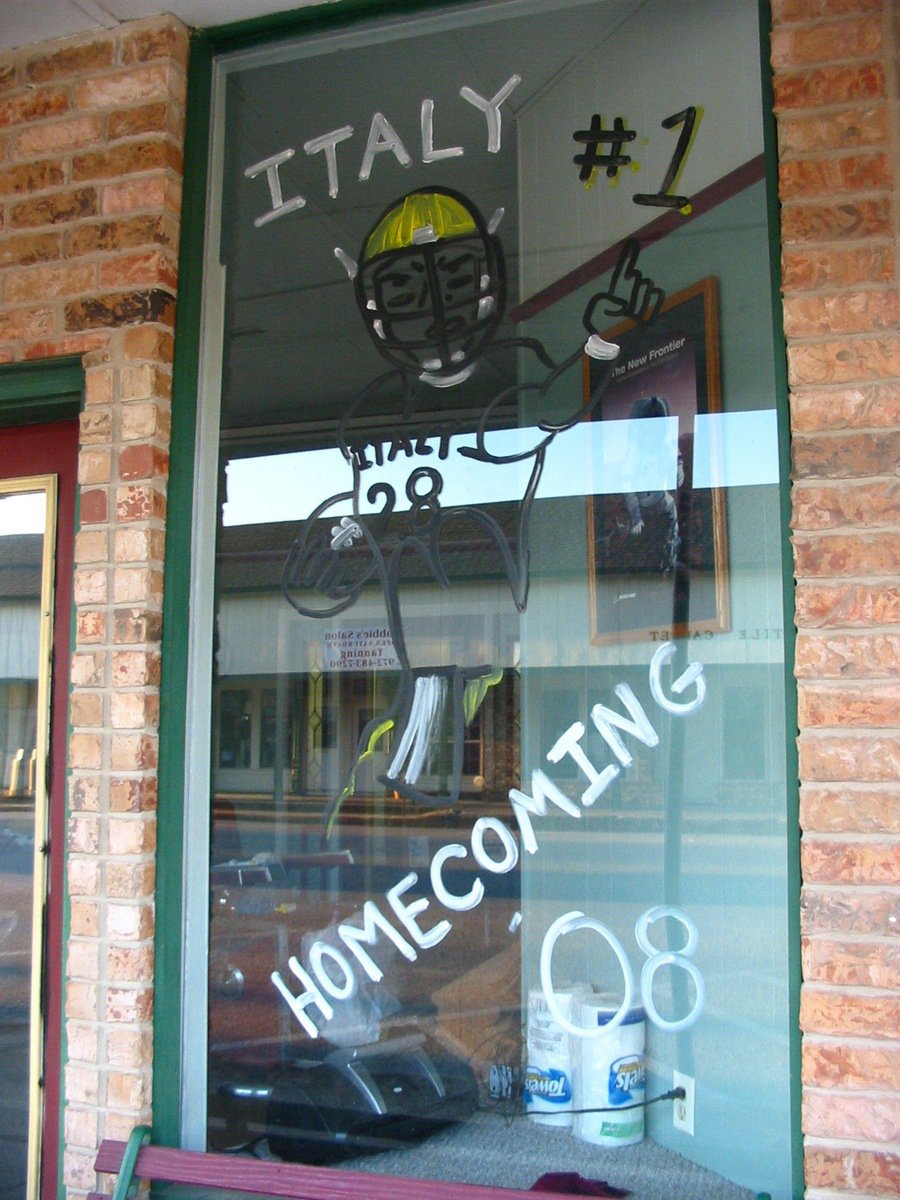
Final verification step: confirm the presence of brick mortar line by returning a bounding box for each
[797,728,900,737]
[800,778,900,786]
[777,113,890,132]
[795,690,899,698]
[791,448,900,457]
[792,528,900,536]
[802,1091,900,1114]
[778,147,891,164]
[804,1152,900,1169]
[793,1189,893,1200]
[780,190,895,206]
[773,44,885,65]
[0,143,184,180]
[796,628,900,638]
[780,233,895,249]
[0,288,174,308]
[781,279,899,293]
[801,826,900,836]
[796,638,900,648]
[804,1087,900,1102]
[796,600,900,609]
[0,105,180,134]
[802,980,900,995]
[802,935,900,948]
[775,90,888,108]
[771,9,887,29]
[790,423,900,435]
[804,1034,900,1052]
[784,326,900,338]
[797,669,900,676]
[770,378,897,389]
[782,193,897,205]
[793,578,900,587]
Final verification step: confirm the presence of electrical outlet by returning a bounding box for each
[673,1071,695,1135]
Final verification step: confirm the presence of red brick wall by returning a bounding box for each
[0,17,187,1197]
[771,0,900,1193]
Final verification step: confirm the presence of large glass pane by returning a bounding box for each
[0,484,52,1200]
[198,3,795,1195]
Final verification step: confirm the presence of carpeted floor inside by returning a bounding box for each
[345,1111,756,1200]
[153,1111,756,1200]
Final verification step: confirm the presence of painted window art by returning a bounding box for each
[191,2,797,1197]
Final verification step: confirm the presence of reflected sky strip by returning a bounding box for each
[0,492,46,535]
[222,410,781,527]
[693,409,780,489]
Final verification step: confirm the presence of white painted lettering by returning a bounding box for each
[649,642,707,714]
[304,125,354,199]
[547,722,620,807]
[386,872,452,949]
[359,112,413,182]
[337,898,418,983]
[509,768,580,855]
[309,941,357,1000]
[273,649,712,1034]
[420,99,464,163]
[590,683,659,768]
[459,74,521,153]
[245,149,306,227]
[430,843,484,912]
[270,957,333,1038]
[471,817,518,874]
[539,911,635,1039]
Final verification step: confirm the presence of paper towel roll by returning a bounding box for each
[524,987,575,1126]
[572,994,645,1147]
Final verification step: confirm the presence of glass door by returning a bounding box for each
[0,477,56,1200]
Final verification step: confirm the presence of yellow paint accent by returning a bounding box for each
[463,668,503,725]
[325,718,395,839]
[364,192,476,261]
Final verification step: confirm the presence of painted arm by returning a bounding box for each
[281,490,380,619]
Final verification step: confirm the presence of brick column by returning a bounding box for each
[771,0,900,1194]
[0,18,187,1197]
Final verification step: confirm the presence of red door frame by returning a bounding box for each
[0,418,79,1200]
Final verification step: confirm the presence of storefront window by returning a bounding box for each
[190,2,796,1195]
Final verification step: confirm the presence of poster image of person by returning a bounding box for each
[280,188,657,831]
[586,276,728,644]
[622,395,685,574]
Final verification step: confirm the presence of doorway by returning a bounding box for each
[0,418,78,1200]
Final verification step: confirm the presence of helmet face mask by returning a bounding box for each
[355,189,505,379]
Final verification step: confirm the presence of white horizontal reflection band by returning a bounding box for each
[222,410,780,527]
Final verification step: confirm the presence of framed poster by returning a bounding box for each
[586,276,729,644]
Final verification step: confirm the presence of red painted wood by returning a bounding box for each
[94,1140,577,1200]
[0,418,79,1200]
